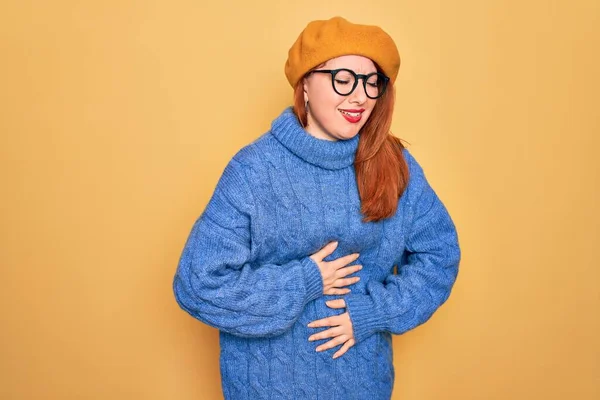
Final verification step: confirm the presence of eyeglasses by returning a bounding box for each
[311,68,389,99]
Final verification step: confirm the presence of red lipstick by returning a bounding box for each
[339,108,365,124]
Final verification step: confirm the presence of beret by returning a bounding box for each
[284,16,401,88]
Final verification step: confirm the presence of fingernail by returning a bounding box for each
[307,323,314,328]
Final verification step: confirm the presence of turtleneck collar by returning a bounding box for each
[270,107,359,170]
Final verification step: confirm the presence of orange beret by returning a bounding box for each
[284,16,401,88]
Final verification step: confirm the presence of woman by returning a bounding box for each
[173,16,460,400]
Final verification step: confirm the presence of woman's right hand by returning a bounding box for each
[310,241,362,295]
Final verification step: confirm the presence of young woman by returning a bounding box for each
[174,16,461,400]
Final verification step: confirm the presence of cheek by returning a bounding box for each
[315,90,343,109]
[311,93,344,120]
[358,103,377,125]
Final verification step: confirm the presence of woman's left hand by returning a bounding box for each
[307,299,356,359]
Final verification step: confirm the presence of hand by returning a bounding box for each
[310,241,362,295]
[307,299,356,359]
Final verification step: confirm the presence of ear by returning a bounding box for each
[302,77,309,103]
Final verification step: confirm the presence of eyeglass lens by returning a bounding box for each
[332,69,386,98]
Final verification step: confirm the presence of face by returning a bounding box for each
[303,55,379,141]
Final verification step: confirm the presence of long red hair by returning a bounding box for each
[292,68,409,222]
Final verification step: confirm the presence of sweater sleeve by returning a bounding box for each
[173,157,323,338]
[344,150,461,343]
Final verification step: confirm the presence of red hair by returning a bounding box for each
[293,69,409,222]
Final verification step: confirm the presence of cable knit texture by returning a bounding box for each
[173,107,461,400]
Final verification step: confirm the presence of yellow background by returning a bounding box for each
[1,1,598,399]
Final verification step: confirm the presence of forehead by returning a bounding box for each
[323,55,377,73]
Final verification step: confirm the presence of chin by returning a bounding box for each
[341,126,363,138]
[337,123,366,139]
[336,131,360,141]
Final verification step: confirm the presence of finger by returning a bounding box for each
[333,276,360,288]
[307,315,341,328]
[325,299,346,309]
[331,252,360,269]
[316,335,349,352]
[337,264,363,278]
[308,326,343,342]
[312,241,339,261]
[323,288,351,295]
[333,338,356,359]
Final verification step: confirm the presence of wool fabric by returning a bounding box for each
[173,107,460,399]
[284,16,401,88]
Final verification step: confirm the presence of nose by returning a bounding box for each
[349,79,368,104]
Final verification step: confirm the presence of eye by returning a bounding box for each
[366,77,379,87]
[335,79,350,85]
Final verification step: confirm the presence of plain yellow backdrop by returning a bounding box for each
[1,1,598,399]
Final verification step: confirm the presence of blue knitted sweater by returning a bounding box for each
[173,107,460,400]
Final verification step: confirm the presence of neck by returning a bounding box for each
[270,107,359,170]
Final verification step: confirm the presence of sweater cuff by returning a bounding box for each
[345,294,386,343]
[301,257,323,303]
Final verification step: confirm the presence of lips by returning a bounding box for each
[339,108,365,123]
